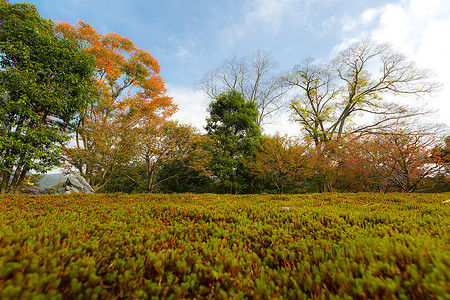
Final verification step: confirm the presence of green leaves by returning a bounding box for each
[0,1,95,193]
[206,90,263,193]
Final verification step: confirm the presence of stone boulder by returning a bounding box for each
[22,185,48,195]
[52,175,94,194]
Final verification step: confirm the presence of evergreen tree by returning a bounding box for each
[205,90,262,193]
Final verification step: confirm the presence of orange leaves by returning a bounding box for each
[55,21,101,51]
[136,76,167,97]
[246,135,311,193]
[142,96,178,119]
[132,49,160,73]
[53,21,76,40]
[54,20,174,119]
[336,126,442,192]
[103,32,135,53]
[55,21,177,192]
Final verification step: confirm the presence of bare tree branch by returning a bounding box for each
[197,51,290,127]
[283,39,441,144]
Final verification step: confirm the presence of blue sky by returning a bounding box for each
[15,0,450,135]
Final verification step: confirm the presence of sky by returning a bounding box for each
[14,0,450,136]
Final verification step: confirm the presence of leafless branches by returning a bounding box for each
[282,39,441,143]
[198,51,289,127]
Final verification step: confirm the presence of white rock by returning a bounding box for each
[51,175,94,194]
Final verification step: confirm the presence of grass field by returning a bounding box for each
[1,193,449,299]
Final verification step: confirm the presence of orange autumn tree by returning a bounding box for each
[333,136,384,192]
[337,123,444,193]
[303,140,341,192]
[55,22,177,191]
[246,135,310,194]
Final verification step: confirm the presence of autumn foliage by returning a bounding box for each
[121,117,211,193]
[245,123,448,194]
[55,22,177,191]
[336,124,446,193]
[246,135,309,194]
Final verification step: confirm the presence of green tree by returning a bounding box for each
[205,90,262,193]
[0,1,95,194]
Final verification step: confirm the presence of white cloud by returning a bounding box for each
[165,34,197,62]
[263,110,303,137]
[369,0,450,127]
[175,46,191,61]
[361,8,378,25]
[336,0,450,128]
[341,16,358,33]
[246,0,295,32]
[329,38,358,57]
[167,85,210,132]
[371,4,416,53]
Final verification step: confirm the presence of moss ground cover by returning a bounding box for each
[0,193,449,299]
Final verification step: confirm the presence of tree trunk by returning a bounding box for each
[0,172,9,194]
[146,158,155,193]
[12,167,28,194]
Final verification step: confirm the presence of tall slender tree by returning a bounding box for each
[205,90,262,193]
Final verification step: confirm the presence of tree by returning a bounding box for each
[0,1,95,194]
[303,140,341,192]
[246,135,310,194]
[283,40,439,144]
[55,21,177,191]
[432,136,450,174]
[124,118,210,193]
[154,160,215,193]
[338,122,444,193]
[425,135,450,191]
[205,90,262,193]
[199,51,288,127]
[333,136,384,192]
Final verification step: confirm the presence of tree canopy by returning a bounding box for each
[246,135,310,194]
[0,0,95,194]
[283,40,439,144]
[206,89,262,193]
[55,21,177,191]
